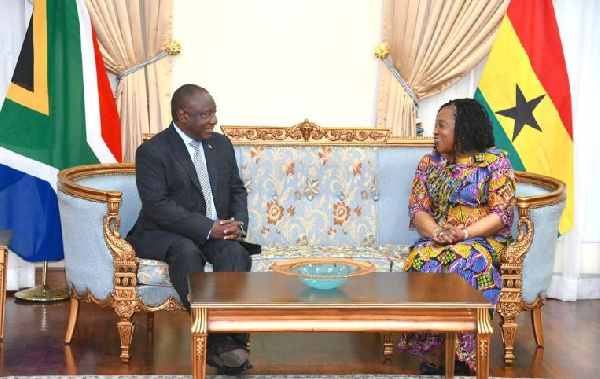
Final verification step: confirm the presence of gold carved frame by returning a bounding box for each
[221,119,432,146]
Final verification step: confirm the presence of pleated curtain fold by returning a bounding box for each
[377,0,509,136]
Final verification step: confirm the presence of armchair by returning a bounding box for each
[57,163,185,363]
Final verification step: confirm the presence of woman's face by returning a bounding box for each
[434,105,456,159]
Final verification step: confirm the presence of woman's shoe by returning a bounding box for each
[419,359,471,375]
[454,358,471,375]
[419,360,444,375]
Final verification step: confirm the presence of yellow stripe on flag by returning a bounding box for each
[7,0,49,116]
[479,18,573,234]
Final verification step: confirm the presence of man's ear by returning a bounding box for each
[176,108,187,123]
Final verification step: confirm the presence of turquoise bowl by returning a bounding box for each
[293,262,355,290]
[270,258,376,290]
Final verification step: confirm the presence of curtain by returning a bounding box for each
[0,0,36,291]
[84,0,174,162]
[546,0,600,300]
[377,0,509,136]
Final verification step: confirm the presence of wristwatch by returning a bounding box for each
[240,226,247,239]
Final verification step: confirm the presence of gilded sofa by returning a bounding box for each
[57,120,565,365]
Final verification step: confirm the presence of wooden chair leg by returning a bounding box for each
[117,317,135,363]
[65,296,80,343]
[500,315,518,365]
[531,303,544,347]
[147,312,154,332]
[382,332,394,362]
[65,345,76,374]
[498,262,526,366]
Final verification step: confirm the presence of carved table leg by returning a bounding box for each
[191,307,208,379]
[477,308,493,379]
[445,332,456,378]
[382,332,393,362]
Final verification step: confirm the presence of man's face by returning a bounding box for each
[178,91,217,141]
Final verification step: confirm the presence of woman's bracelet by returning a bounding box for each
[462,227,469,240]
[433,227,443,239]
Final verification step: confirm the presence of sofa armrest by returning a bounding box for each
[499,171,566,302]
[497,170,566,364]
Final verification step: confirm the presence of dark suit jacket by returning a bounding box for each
[126,124,250,261]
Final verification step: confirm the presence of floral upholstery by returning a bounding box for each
[137,245,410,286]
[137,248,413,287]
[241,146,379,247]
[135,145,414,287]
[252,246,390,272]
[137,258,179,287]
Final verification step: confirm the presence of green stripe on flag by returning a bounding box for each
[475,89,525,172]
[0,0,99,170]
[47,0,99,169]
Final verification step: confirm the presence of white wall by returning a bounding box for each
[173,0,383,128]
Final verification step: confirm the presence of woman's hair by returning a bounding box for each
[438,98,495,156]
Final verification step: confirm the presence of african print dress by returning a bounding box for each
[397,147,516,371]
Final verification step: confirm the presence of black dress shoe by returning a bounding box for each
[209,334,250,368]
[219,348,249,367]
[206,353,225,368]
[419,361,444,375]
[216,359,253,375]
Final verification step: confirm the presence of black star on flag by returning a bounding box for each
[495,84,546,141]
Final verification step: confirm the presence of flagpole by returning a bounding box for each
[13,261,68,302]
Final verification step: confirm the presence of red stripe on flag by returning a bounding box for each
[507,0,572,139]
[91,27,122,162]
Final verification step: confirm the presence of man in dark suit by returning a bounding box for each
[127,84,255,374]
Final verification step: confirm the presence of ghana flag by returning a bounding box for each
[475,0,573,234]
[0,0,121,262]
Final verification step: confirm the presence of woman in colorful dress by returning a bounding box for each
[398,98,516,375]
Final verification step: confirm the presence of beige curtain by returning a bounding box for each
[85,0,174,162]
[377,0,509,136]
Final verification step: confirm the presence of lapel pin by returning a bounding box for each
[208,144,213,149]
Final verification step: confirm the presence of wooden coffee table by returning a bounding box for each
[189,272,492,379]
